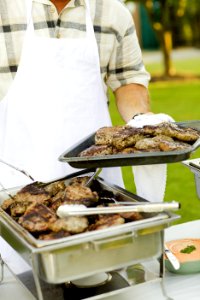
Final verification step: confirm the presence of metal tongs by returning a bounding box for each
[57,201,180,217]
[0,158,35,199]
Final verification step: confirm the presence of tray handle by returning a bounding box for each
[91,232,136,251]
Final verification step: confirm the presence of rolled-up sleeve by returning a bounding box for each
[106,12,150,91]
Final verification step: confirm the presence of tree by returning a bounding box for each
[126,0,188,78]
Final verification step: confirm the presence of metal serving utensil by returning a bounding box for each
[85,168,102,187]
[57,201,180,217]
[0,158,35,181]
[164,244,180,270]
[0,181,14,200]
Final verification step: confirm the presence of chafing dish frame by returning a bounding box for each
[0,170,180,300]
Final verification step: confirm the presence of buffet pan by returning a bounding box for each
[59,121,200,169]
[0,169,179,284]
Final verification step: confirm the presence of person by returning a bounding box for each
[0,0,150,188]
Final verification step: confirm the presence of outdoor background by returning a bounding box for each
[109,0,200,225]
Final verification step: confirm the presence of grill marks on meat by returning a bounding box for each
[63,185,99,206]
[112,127,145,150]
[49,217,88,234]
[143,122,200,142]
[18,203,57,232]
[79,145,115,157]
[1,176,146,241]
[88,214,125,231]
[95,126,125,146]
[39,230,71,240]
[79,123,200,157]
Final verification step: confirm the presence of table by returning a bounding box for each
[1,220,200,300]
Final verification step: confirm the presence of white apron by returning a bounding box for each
[0,0,123,188]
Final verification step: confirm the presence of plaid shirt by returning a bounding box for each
[0,0,150,101]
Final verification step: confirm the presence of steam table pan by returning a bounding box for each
[59,121,200,169]
[0,170,179,284]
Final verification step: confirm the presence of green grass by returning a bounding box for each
[108,57,200,224]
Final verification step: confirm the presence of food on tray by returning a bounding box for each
[1,177,143,240]
[79,122,200,157]
[165,238,200,274]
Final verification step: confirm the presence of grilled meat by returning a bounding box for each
[135,135,174,151]
[88,214,125,231]
[95,126,125,146]
[43,180,66,196]
[112,127,145,150]
[63,185,99,206]
[143,122,200,142]
[39,230,71,240]
[69,176,91,186]
[49,216,89,234]
[18,203,57,232]
[1,176,146,241]
[79,145,115,157]
[159,140,191,151]
[78,123,200,157]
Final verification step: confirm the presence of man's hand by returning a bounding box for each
[114,83,150,123]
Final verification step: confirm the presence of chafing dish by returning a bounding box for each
[0,170,179,284]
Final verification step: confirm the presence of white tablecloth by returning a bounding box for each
[1,220,200,300]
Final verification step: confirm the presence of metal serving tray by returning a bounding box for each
[59,121,200,169]
[0,170,179,284]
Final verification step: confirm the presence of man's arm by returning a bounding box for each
[114,83,151,123]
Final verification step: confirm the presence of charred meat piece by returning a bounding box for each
[43,180,66,196]
[95,126,125,146]
[118,147,139,154]
[79,145,115,157]
[112,127,146,150]
[69,176,91,186]
[107,204,143,221]
[15,183,51,205]
[88,214,125,231]
[39,230,71,240]
[1,197,16,211]
[135,135,173,151]
[18,203,57,232]
[63,185,99,206]
[159,140,191,151]
[49,216,89,234]
[143,122,200,142]
[48,190,66,212]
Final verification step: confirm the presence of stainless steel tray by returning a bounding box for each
[0,170,179,283]
[58,121,200,169]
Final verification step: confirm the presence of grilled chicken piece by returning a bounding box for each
[1,197,15,211]
[63,185,99,206]
[95,126,125,146]
[49,217,89,234]
[39,230,71,240]
[79,145,115,157]
[112,127,146,150]
[135,135,173,151]
[18,203,57,232]
[69,176,91,186]
[88,214,125,231]
[159,140,191,151]
[15,183,51,204]
[43,180,66,196]
[107,204,143,221]
[143,122,200,142]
